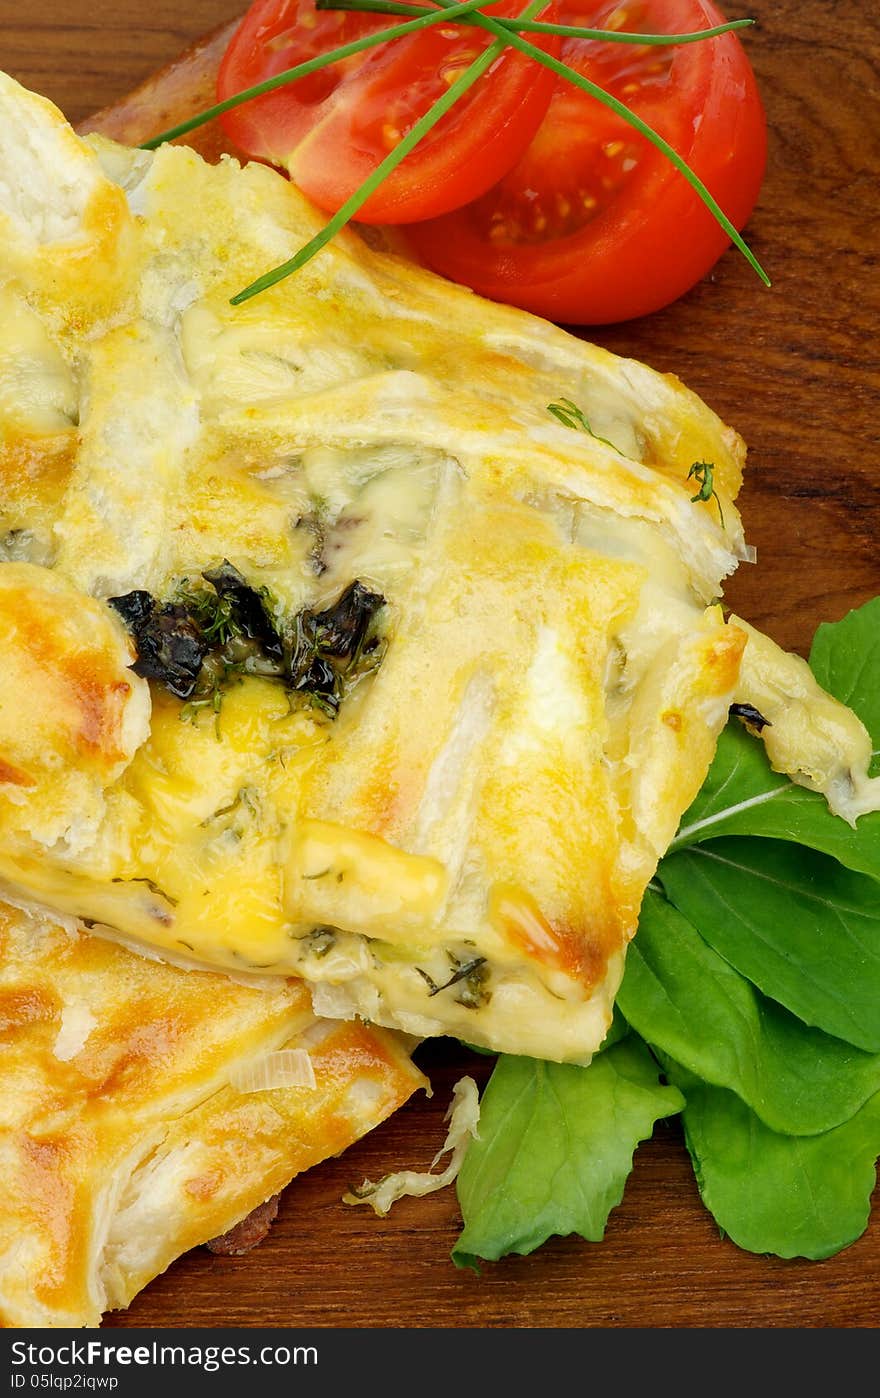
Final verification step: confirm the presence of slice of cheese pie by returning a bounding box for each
[0,898,423,1328]
[0,72,877,1063]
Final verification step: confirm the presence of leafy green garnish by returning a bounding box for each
[675,1067,880,1261]
[672,594,880,868]
[659,838,880,1053]
[669,723,880,879]
[809,595,880,746]
[618,890,880,1136]
[450,600,880,1268]
[546,397,620,452]
[454,1037,683,1270]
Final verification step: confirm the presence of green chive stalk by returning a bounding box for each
[141,0,510,149]
[231,0,547,302]
[322,0,770,286]
[316,0,754,48]
[147,0,767,300]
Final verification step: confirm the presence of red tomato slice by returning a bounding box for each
[407,0,767,322]
[217,0,561,224]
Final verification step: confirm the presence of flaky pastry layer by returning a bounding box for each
[0,901,423,1328]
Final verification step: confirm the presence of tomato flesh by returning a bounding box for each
[408,0,767,322]
[218,0,561,223]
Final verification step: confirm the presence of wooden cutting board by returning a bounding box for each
[3,0,879,1330]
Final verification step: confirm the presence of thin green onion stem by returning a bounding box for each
[479,16,769,284]
[140,0,508,149]
[327,0,770,287]
[231,0,546,303]
[316,0,754,47]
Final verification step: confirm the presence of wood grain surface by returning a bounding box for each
[3,0,879,1330]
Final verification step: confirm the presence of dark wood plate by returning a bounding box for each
[3,0,879,1328]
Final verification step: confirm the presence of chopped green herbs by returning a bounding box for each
[416,953,491,1009]
[201,561,284,659]
[110,875,179,907]
[687,459,725,526]
[304,926,339,958]
[200,786,261,831]
[455,960,491,1010]
[546,397,620,452]
[112,563,386,719]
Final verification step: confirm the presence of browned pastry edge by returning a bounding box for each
[205,1193,282,1255]
[77,19,242,158]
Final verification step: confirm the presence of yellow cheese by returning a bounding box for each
[286,820,449,937]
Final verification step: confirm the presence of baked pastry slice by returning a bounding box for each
[0,899,423,1328]
[0,72,876,1064]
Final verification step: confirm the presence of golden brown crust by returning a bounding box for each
[0,436,76,538]
[0,565,150,850]
[0,902,423,1328]
[0,75,137,329]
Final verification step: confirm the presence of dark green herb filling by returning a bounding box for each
[110,562,386,713]
[416,953,491,1010]
[303,926,339,958]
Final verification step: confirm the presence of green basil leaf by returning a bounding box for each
[453,1037,683,1270]
[809,596,880,745]
[674,1067,880,1260]
[659,839,880,1052]
[667,723,880,878]
[596,1005,630,1051]
[617,890,880,1135]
